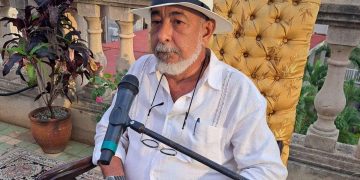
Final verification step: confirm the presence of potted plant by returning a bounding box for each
[0,0,100,153]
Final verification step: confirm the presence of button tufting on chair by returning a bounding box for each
[268,110,275,116]
[251,73,257,79]
[243,52,249,57]
[293,1,300,6]
[250,14,256,20]
[220,48,225,55]
[274,76,281,81]
[211,0,320,164]
[228,11,233,18]
[235,31,241,38]
[256,35,262,41]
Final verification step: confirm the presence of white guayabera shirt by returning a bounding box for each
[93,51,288,180]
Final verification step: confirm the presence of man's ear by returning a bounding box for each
[202,19,216,46]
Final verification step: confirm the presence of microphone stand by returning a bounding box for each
[127,120,248,180]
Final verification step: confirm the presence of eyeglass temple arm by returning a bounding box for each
[128,120,248,180]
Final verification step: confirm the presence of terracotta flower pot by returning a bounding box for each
[29,106,72,154]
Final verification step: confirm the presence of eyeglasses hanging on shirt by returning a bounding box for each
[140,49,210,156]
[140,73,178,156]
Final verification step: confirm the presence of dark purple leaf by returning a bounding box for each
[45,82,51,93]
[15,61,26,82]
[1,38,20,59]
[64,30,81,42]
[2,33,21,38]
[34,92,46,101]
[35,48,56,60]
[69,43,92,66]
[0,17,25,31]
[25,6,35,22]
[26,33,48,52]
[84,71,90,79]
[76,39,88,43]
[74,54,84,67]
[3,54,23,76]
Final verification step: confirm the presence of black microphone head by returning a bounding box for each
[118,74,139,95]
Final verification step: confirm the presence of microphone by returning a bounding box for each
[98,74,139,165]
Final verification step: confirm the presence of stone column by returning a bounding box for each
[77,3,107,69]
[319,50,327,64]
[0,1,17,65]
[308,51,316,66]
[304,26,360,152]
[0,1,9,63]
[106,6,135,73]
[9,0,26,19]
[73,13,88,44]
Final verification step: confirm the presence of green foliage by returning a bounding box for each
[350,47,360,69]
[344,80,360,106]
[303,60,327,90]
[90,70,127,122]
[89,71,126,99]
[314,43,331,58]
[295,61,360,145]
[295,85,318,134]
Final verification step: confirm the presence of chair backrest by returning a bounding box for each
[210,0,321,164]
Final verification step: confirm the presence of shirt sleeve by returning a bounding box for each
[231,94,288,180]
[92,55,151,165]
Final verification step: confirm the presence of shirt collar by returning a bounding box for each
[206,50,223,90]
[148,50,223,91]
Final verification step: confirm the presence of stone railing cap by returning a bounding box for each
[317,0,360,28]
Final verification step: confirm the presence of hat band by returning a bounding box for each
[152,0,211,10]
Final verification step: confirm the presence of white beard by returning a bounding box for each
[155,38,202,76]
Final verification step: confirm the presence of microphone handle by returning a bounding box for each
[99,124,126,165]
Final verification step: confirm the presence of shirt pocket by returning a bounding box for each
[175,119,226,165]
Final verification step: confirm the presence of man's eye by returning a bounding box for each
[151,20,162,25]
[174,20,184,25]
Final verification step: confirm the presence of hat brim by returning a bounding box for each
[131,2,233,34]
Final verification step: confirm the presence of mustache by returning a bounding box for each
[154,43,181,56]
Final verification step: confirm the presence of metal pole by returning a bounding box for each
[128,120,247,180]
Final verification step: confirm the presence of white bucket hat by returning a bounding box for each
[132,0,233,34]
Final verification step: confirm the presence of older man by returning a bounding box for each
[93,0,287,179]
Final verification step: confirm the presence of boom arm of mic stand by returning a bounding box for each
[128,120,248,180]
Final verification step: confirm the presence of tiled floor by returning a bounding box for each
[0,121,94,163]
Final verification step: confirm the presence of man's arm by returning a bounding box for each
[99,156,125,176]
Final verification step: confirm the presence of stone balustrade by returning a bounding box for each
[74,0,150,72]
[305,0,360,157]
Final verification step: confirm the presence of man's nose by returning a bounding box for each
[157,21,172,43]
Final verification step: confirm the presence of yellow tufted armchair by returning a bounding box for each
[211,0,321,164]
